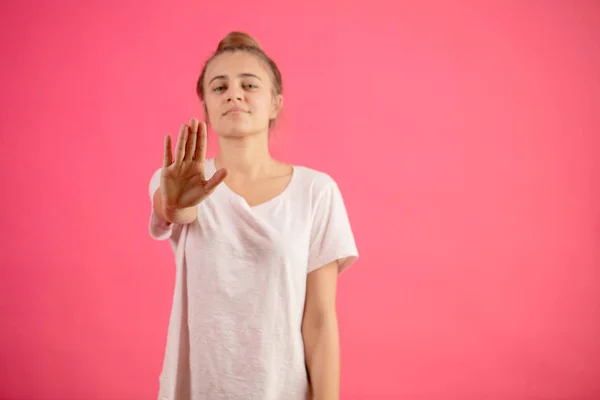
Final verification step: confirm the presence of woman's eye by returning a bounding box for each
[214,86,225,92]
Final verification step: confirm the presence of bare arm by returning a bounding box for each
[302,261,340,400]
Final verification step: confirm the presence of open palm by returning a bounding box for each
[161,119,227,210]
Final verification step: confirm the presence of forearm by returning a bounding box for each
[303,317,340,400]
[153,188,198,225]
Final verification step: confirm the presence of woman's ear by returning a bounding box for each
[270,94,283,120]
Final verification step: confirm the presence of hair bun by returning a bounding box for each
[216,31,261,51]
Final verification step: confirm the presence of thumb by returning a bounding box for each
[204,168,228,193]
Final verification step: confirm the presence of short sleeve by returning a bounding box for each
[307,179,359,275]
[148,168,173,240]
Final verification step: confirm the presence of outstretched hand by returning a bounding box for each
[160,119,227,212]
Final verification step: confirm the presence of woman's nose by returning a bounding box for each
[227,85,243,101]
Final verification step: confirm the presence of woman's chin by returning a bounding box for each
[215,125,267,139]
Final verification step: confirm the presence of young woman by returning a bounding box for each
[148,31,359,400]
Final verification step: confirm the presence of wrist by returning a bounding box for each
[162,204,180,224]
[162,203,198,225]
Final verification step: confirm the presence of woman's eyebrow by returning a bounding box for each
[209,73,262,85]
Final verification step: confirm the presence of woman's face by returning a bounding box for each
[203,51,282,138]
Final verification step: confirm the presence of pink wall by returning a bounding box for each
[1,0,599,399]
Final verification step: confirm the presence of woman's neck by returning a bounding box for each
[215,132,275,180]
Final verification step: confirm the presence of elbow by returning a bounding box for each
[302,309,338,344]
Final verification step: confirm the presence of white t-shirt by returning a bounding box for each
[148,158,359,400]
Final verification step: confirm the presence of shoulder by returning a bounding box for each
[148,167,163,198]
[292,164,342,202]
[293,164,337,188]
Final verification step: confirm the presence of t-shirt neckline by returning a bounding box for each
[207,158,297,210]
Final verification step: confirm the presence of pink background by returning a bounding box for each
[1,0,599,399]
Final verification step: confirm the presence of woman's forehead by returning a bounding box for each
[206,52,268,80]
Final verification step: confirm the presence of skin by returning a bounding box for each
[153,50,341,399]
